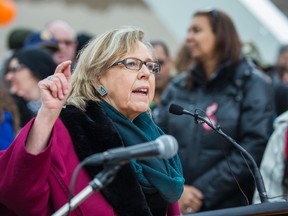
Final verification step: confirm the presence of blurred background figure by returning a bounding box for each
[1,27,33,75]
[76,31,93,56]
[23,30,60,64]
[7,27,33,52]
[174,43,194,74]
[261,45,288,118]
[273,45,288,84]
[253,109,288,204]
[154,9,274,213]
[265,45,288,85]
[276,45,288,68]
[149,40,174,111]
[24,30,59,53]
[45,20,78,65]
[0,82,20,150]
[4,48,57,127]
[242,41,267,71]
[274,82,288,117]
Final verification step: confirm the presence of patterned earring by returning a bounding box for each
[97,85,107,96]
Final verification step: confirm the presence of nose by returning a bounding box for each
[186,31,194,43]
[138,64,151,79]
[4,72,14,82]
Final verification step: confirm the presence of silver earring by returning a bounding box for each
[97,85,107,96]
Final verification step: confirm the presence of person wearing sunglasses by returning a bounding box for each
[154,9,274,213]
[0,26,184,216]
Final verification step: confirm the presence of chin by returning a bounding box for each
[134,103,149,113]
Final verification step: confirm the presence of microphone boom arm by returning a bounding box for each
[52,164,122,216]
[182,109,269,203]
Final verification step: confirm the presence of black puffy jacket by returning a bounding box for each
[153,58,274,211]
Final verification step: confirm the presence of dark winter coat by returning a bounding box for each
[153,58,274,211]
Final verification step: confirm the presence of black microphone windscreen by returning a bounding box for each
[169,104,184,115]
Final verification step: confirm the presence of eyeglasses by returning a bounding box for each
[110,57,161,74]
[6,64,27,73]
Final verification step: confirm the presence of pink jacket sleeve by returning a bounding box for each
[0,119,53,215]
[167,201,181,216]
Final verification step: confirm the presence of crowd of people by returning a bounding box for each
[0,8,288,216]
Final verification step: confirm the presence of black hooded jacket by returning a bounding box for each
[153,58,274,211]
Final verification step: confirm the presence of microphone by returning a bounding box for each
[169,103,204,124]
[83,135,178,166]
[169,103,269,203]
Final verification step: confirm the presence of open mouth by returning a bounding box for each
[132,87,149,95]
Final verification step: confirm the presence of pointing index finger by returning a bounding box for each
[55,60,72,80]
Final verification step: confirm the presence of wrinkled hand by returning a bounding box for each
[179,185,203,214]
[38,60,72,111]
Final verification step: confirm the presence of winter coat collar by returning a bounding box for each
[60,100,152,216]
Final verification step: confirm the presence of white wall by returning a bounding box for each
[2,0,288,65]
[144,0,288,64]
[0,1,178,61]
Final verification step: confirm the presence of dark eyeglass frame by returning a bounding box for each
[110,57,161,74]
[6,64,27,74]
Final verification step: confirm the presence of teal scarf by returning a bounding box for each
[99,101,184,203]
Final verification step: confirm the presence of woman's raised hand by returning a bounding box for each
[38,60,72,111]
[25,61,72,154]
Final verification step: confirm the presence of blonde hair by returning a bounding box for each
[67,26,153,110]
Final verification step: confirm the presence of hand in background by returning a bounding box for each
[179,185,203,214]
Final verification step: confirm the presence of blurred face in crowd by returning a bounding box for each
[186,15,216,62]
[153,44,172,92]
[100,41,156,121]
[277,49,288,68]
[5,58,40,101]
[48,22,77,64]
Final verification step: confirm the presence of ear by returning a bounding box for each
[95,75,102,88]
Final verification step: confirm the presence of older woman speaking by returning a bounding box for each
[0,27,184,216]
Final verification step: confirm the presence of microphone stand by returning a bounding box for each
[183,110,269,203]
[52,163,122,216]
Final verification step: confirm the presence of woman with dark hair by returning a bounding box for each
[0,83,20,149]
[154,9,274,213]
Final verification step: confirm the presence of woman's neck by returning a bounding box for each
[202,57,218,79]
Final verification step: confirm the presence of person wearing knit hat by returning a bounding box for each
[10,47,57,80]
[7,27,34,50]
[4,48,57,121]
